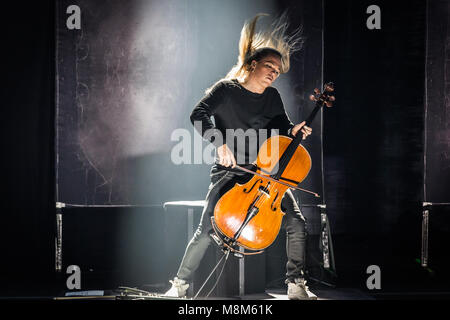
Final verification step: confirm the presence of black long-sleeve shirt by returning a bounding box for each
[190,79,294,169]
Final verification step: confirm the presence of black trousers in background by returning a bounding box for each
[176,167,307,283]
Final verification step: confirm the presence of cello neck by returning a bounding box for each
[272,83,335,180]
[304,104,322,128]
[273,103,322,180]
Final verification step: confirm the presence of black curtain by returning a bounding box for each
[1,1,55,295]
[425,0,450,202]
[324,0,449,291]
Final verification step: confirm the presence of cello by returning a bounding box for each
[211,82,335,255]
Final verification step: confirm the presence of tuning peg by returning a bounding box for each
[325,101,333,107]
[328,96,336,102]
[309,94,317,101]
[314,88,320,94]
[324,82,335,92]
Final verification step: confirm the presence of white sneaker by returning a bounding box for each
[163,277,189,298]
[287,278,317,300]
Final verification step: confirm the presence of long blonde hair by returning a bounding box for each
[206,11,303,94]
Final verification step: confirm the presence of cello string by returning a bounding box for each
[251,134,300,213]
[252,108,319,218]
[233,88,330,246]
[235,91,326,240]
[237,145,299,246]
[247,116,319,213]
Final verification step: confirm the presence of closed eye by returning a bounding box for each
[265,63,280,76]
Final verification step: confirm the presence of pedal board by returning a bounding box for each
[116,287,189,300]
[55,287,190,300]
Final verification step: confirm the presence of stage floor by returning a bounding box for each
[19,285,450,301]
[239,288,374,300]
[49,286,373,300]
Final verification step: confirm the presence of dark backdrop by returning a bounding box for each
[324,0,450,292]
[1,0,449,297]
[54,0,324,207]
[1,1,55,296]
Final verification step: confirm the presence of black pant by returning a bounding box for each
[176,168,307,283]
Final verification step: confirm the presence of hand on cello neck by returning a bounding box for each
[291,121,312,140]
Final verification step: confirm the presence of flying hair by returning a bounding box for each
[206,11,304,94]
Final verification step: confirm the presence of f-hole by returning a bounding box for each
[243,179,262,193]
[270,191,279,211]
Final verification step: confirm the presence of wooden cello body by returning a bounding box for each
[214,136,312,250]
[212,83,334,253]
